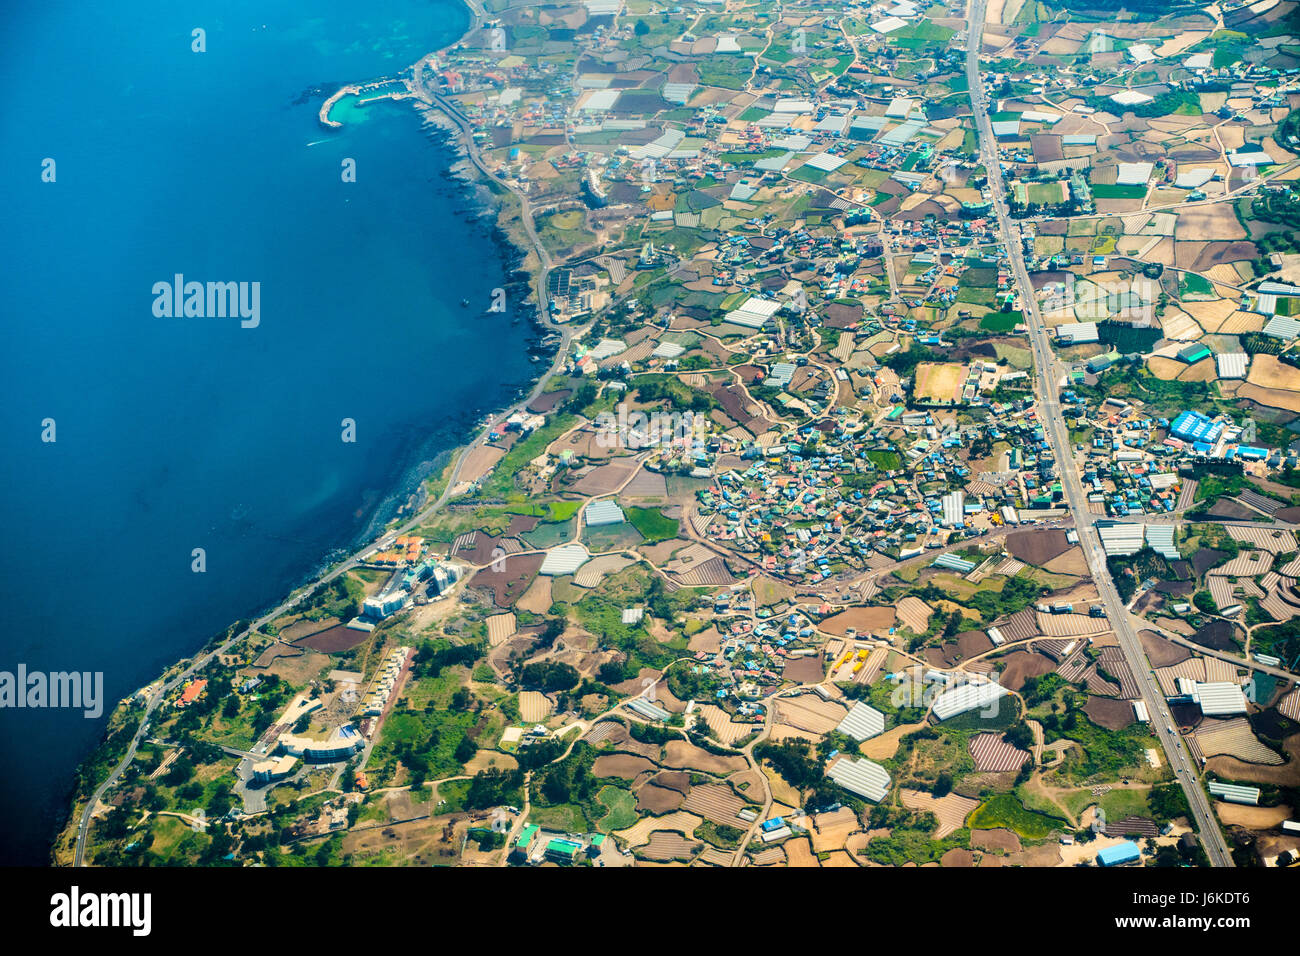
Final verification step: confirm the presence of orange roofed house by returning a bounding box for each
[176,679,208,708]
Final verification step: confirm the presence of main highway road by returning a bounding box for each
[966,0,1233,866]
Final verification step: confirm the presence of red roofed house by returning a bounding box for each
[177,679,208,708]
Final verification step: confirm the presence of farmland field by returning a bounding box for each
[596,785,639,831]
[979,310,1021,332]
[626,506,681,542]
[968,793,1065,840]
[1090,184,1147,199]
[1246,354,1300,392]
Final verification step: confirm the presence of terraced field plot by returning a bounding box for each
[636,783,685,814]
[593,753,657,779]
[486,612,517,647]
[1195,717,1283,765]
[681,784,752,826]
[1226,526,1297,553]
[900,789,980,839]
[969,732,1031,772]
[809,807,859,853]
[639,831,702,861]
[616,810,704,848]
[661,740,748,775]
[895,596,934,634]
[774,696,849,735]
[1035,612,1109,637]
[518,691,553,723]
[697,704,757,745]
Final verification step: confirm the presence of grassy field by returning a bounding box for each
[509,500,580,522]
[1090,184,1147,199]
[867,449,903,470]
[595,785,638,831]
[529,803,591,832]
[968,792,1066,839]
[1058,785,1152,822]
[626,505,681,542]
[1021,181,1069,205]
[955,284,998,307]
[993,343,1033,369]
[980,310,1021,332]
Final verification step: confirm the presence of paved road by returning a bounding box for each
[966,0,1233,867]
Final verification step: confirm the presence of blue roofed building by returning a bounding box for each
[1096,840,1141,867]
[1170,410,1223,445]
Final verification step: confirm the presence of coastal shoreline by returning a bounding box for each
[301,0,560,549]
[318,0,484,128]
[54,0,567,865]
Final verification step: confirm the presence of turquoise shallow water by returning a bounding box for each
[0,0,538,863]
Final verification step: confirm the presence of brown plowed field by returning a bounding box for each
[782,655,826,682]
[996,650,1055,691]
[649,771,692,794]
[1007,528,1071,565]
[636,784,685,814]
[1084,695,1135,730]
[662,741,748,775]
[819,605,897,636]
[1139,630,1189,667]
[593,754,657,779]
[295,625,368,653]
[468,552,544,607]
[569,458,641,496]
[591,723,661,759]
[1205,733,1300,786]
[971,828,1021,853]
[681,784,749,826]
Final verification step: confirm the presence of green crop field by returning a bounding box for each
[1090,184,1148,199]
[980,310,1021,332]
[595,786,638,831]
[867,449,903,470]
[968,793,1066,839]
[627,505,680,542]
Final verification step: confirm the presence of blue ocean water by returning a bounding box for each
[0,0,538,863]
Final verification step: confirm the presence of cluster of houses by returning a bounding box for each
[694,610,824,702]
[1062,392,1287,517]
[692,405,1068,578]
